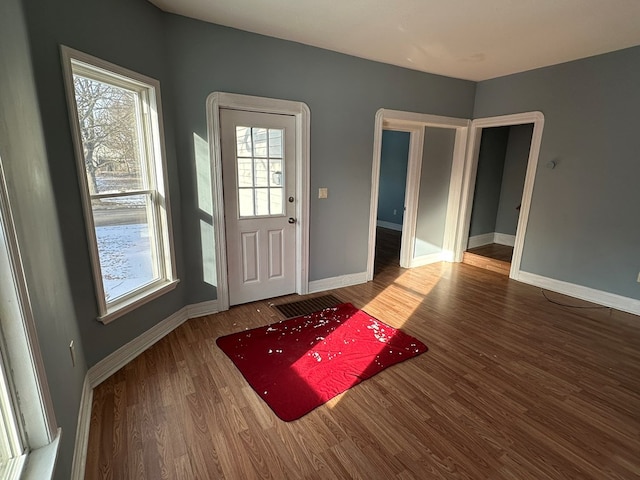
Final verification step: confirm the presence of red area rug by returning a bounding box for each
[216,302,428,421]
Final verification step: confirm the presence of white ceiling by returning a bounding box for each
[148,0,640,81]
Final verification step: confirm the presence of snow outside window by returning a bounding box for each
[63,48,177,323]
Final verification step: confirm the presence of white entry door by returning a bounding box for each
[220,109,297,305]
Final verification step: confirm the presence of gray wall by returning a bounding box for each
[0,0,86,478]
[414,127,457,257]
[164,16,476,298]
[378,130,410,225]
[469,127,509,237]
[475,45,640,299]
[21,0,186,368]
[495,124,533,235]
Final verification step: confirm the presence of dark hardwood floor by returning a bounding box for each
[467,243,514,263]
[84,232,640,479]
[375,226,401,271]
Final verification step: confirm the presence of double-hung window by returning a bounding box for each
[0,157,59,479]
[61,47,177,323]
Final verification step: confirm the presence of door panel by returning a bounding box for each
[221,109,296,305]
[241,231,258,283]
[268,229,284,279]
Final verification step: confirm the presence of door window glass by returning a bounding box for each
[235,127,284,217]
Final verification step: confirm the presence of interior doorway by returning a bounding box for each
[453,112,545,280]
[463,123,534,275]
[367,109,470,281]
[374,129,410,273]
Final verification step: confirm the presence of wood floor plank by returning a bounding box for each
[84,228,640,479]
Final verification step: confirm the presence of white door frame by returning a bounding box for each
[378,124,424,269]
[367,108,470,281]
[453,111,545,279]
[206,92,310,311]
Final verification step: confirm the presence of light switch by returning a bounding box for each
[318,187,328,199]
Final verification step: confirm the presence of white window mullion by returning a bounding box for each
[90,189,154,200]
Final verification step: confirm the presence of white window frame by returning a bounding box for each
[0,157,59,480]
[0,348,26,480]
[60,46,178,324]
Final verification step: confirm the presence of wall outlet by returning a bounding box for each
[69,340,76,367]
[393,209,397,215]
[637,271,640,283]
[318,187,328,199]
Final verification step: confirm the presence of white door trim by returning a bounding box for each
[367,108,470,281]
[453,111,545,280]
[206,92,310,311]
[379,124,424,269]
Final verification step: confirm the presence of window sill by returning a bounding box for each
[21,428,60,480]
[98,279,180,325]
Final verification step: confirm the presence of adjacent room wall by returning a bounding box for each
[377,130,410,228]
[474,45,640,299]
[414,127,457,258]
[495,124,533,236]
[0,0,87,478]
[468,127,509,238]
[164,17,476,302]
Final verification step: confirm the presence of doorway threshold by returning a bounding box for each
[463,245,511,276]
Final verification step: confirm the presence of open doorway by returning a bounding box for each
[374,130,410,273]
[367,109,470,282]
[453,111,545,280]
[463,123,534,275]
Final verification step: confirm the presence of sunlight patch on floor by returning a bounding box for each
[363,267,443,328]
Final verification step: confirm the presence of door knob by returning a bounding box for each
[288,217,296,224]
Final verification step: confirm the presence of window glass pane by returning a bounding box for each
[73,75,146,195]
[92,194,158,301]
[269,159,282,186]
[253,128,268,157]
[255,188,269,216]
[231,125,287,219]
[269,129,283,157]
[270,188,284,215]
[238,189,254,217]
[236,126,252,157]
[254,158,268,187]
[237,158,253,187]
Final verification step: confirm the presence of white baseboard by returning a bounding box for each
[516,271,640,316]
[376,220,402,232]
[494,233,516,247]
[308,272,368,294]
[441,249,455,262]
[70,376,92,480]
[467,233,494,248]
[410,252,443,268]
[468,232,516,249]
[87,307,188,387]
[186,299,219,319]
[87,300,218,388]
